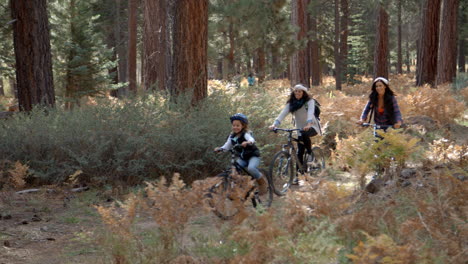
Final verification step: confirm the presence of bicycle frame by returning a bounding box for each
[273,128,308,172]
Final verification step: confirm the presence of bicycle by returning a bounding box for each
[360,123,397,193]
[268,128,325,196]
[205,144,273,220]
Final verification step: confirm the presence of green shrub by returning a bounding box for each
[0,89,280,186]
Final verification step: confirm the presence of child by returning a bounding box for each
[214,113,268,195]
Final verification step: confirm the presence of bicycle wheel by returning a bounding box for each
[305,146,326,175]
[251,168,274,209]
[206,173,242,220]
[269,151,294,196]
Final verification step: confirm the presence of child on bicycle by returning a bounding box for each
[214,113,268,195]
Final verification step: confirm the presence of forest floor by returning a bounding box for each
[0,170,358,264]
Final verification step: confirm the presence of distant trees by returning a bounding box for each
[49,0,115,107]
[11,0,55,111]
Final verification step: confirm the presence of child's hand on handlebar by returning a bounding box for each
[214,147,223,153]
[269,125,276,131]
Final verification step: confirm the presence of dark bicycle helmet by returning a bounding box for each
[230,113,248,124]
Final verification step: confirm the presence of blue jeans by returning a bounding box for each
[236,156,261,179]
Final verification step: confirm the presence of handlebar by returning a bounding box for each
[271,128,301,133]
[361,123,393,129]
[214,144,244,153]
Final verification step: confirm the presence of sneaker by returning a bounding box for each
[256,176,268,195]
[292,177,299,185]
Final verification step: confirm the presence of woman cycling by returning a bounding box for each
[269,84,322,184]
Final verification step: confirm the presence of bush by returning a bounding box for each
[0,88,280,186]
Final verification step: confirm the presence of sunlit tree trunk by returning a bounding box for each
[437,0,459,84]
[172,0,208,104]
[416,0,442,87]
[290,0,310,87]
[11,0,55,111]
[374,5,389,79]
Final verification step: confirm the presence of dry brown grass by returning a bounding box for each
[0,161,28,190]
[92,74,466,263]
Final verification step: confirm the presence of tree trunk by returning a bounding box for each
[109,0,120,98]
[9,77,17,99]
[374,5,389,79]
[334,0,342,90]
[113,0,127,97]
[340,0,349,79]
[458,1,466,72]
[0,78,4,96]
[406,32,411,73]
[227,23,236,79]
[416,0,442,87]
[397,0,403,74]
[257,47,266,83]
[437,0,459,84]
[143,0,167,91]
[172,0,208,104]
[290,0,310,87]
[309,7,320,86]
[459,39,466,72]
[65,0,79,109]
[11,0,55,111]
[128,0,138,93]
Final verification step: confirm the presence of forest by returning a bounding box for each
[0,0,467,263]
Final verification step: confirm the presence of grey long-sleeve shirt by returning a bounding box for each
[273,99,322,136]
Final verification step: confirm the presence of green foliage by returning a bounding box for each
[0,87,279,185]
[336,128,423,176]
[0,2,15,80]
[209,0,296,79]
[49,0,116,101]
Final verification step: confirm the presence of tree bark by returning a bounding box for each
[397,0,403,74]
[459,39,466,72]
[334,0,342,90]
[257,47,266,83]
[128,0,138,93]
[458,0,466,72]
[437,0,459,84]
[309,7,320,86]
[374,5,389,79]
[11,0,55,111]
[143,0,167,91]
[290,0,310,87]
[172,0,208,104]
[416,0,442,87]
[0,78,4,96]
[340,0,349,79]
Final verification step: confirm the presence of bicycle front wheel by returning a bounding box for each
[305,146,326,175]
[269,151,294,196]
[206,173,242,220]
